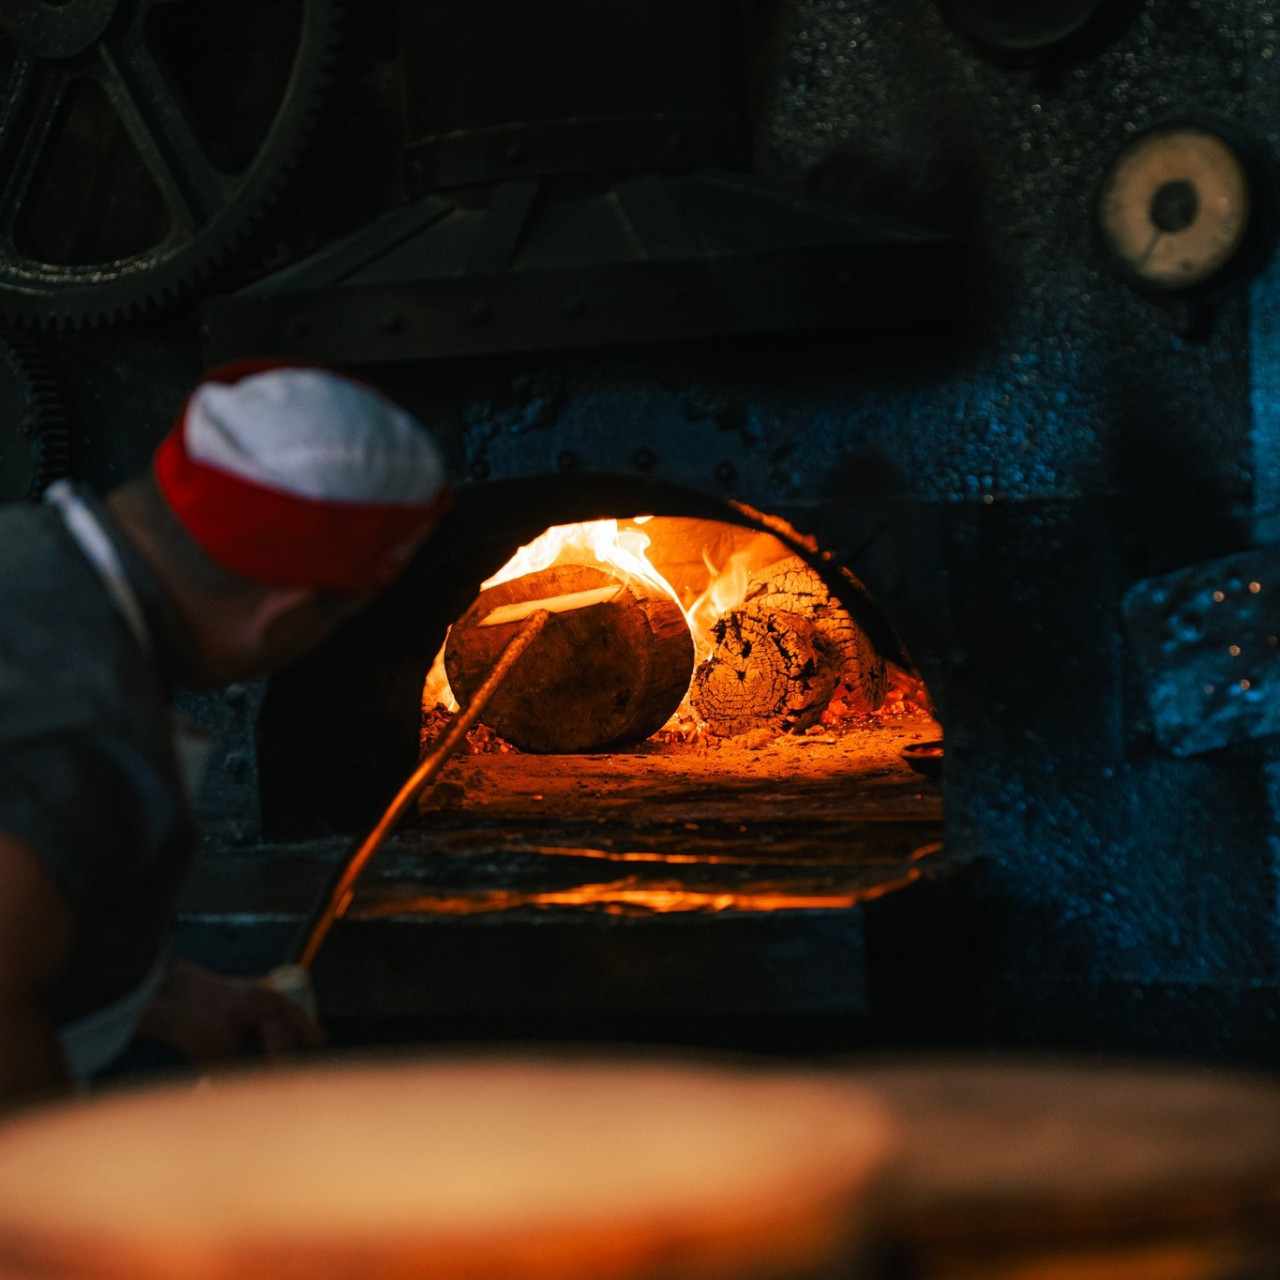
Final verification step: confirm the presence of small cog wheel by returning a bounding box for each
[0,0,353,328]
[0,335,71,499]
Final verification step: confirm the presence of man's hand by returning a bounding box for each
[138,956,324,1065]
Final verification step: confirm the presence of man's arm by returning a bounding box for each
[0,834,74,1104]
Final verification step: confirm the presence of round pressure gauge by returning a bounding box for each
[1097,123,1276,296]
[936,0,1107,52]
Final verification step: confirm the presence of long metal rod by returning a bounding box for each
[294,609,550,970]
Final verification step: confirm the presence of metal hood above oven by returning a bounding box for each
[200,170,965,366]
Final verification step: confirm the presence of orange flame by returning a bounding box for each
[423,646,456,712]
[482,518,677,602]
[685,549,753,663]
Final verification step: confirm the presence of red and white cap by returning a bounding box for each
[154,359,451,593]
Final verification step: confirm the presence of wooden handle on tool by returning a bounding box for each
[294,609,550,971]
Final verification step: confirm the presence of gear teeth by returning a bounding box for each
[0,333,72,497]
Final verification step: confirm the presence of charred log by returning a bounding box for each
[742,557,887,713]
[445,564,693,753]
[691,608,841,737]
[691,556,886,738]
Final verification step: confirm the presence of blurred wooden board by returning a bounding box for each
[0,1056,896,1280]
[842,1056,1280,1279]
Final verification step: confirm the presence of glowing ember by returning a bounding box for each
[822,663,933,728]
[351,871,923,918]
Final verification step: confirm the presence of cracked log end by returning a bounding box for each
[691,609,841,737]
[691,557,886,738]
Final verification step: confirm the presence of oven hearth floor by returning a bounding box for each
[419,718,939,826]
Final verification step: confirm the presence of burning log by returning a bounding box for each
[691,556,886,737]
[445,563,694,752]
[691,609,840,737]
[744,557,887,712]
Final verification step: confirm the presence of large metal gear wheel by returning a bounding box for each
[0,0,352,328]
[0,334,70,498]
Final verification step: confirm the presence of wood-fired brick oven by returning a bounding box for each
[9,0,1280,1061]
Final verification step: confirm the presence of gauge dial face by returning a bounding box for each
[1098,127,1252,291]
[937,0,1103,51]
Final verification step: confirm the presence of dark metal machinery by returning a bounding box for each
[200,0,965,365]
[0,0,362,326]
